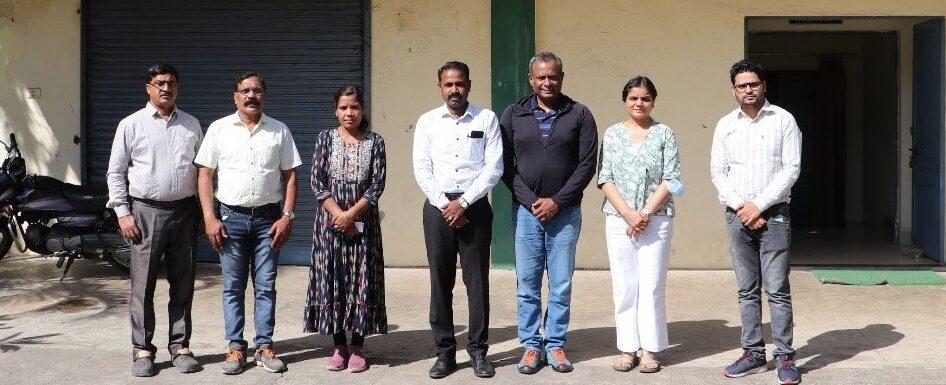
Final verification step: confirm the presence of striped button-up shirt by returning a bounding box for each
[710,100,802,211]
[106,103,203,217]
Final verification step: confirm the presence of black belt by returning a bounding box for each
[444,192,464,200]
[132,196,195,209]
[222,203,280,216]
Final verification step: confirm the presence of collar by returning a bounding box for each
[145,102,178,119]
[439,103,476,120]
[737,99,774,120]
[230,112,269,128]
[530,95,560,114]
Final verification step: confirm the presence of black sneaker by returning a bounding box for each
[428,353,457,379]
[776,355,801,384]
[722,351,768,378]
[471,353,495,378]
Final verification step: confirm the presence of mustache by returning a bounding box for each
[244,98,261,106]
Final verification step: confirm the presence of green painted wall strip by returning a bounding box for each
[490,0,534,268]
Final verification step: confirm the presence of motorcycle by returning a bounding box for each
[0,133,129,280]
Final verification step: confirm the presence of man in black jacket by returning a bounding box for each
[499,51,598,375]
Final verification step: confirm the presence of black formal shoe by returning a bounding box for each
[471,354,495,378]
[429,353,457,379]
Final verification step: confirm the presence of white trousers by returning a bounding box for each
[605,214,673,353]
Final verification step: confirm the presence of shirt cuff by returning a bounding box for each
[750,197,772,213]
[665,179,685,196]
[113,204,131,218]
[724,196,744,211]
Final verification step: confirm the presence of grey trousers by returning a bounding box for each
[725,203,795,358]
[129,198,198,358]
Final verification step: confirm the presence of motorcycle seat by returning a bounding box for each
[62,182,109,213]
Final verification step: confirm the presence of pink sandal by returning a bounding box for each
[347,346,369,373]
[326,346,349,371]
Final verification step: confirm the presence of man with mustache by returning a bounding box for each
[107,63,203,377]
[499,52,598,374]
[412,61,503,379]
[711,60,801,385]
[195,72,302,375]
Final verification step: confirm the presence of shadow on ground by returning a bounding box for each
[795,323,904,374]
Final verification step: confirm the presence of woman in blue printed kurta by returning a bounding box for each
[305,86,386,373]
[597,76,683,374]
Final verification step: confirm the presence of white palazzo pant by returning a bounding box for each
[605,214,673,353]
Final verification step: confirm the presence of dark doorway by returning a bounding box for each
[748,28,938,266]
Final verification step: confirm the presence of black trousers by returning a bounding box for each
[128,198,198,358]
[422,198,492,356]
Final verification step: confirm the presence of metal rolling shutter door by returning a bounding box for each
[84,0,366,265]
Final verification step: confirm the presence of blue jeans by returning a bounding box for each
[218,204,281,349]
[514,204,582,351]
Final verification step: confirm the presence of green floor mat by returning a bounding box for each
[811,269,946,285]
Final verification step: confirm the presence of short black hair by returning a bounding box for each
[729,59,766,85]
[621,76,658,101]
[437,61,470,83]
[234,71,266,91]
[145,63,179,83]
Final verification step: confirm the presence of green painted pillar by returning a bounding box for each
[490,0,534,269]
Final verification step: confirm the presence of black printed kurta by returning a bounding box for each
[304,129,387,335]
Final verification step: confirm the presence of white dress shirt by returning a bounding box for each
[106,103,203,217]
[195,112,302,207]
[412,103,504,210]
[710,100,802,211]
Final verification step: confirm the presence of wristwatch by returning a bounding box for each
[640,208,653,217]
[283,211,296,220]
[458,197,469,209]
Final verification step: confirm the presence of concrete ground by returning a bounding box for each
[1,252,945,385]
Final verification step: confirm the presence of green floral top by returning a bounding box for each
[597,122,683,217]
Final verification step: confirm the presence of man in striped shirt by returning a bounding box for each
[710,59,802,385]
[106,63,203,377]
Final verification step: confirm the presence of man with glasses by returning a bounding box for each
[107,63,203,377]
[196,72,301,375]
[710,59,802,385]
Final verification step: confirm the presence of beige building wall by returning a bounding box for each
[535,0,946,269]
[369,0,491,266]
[3,1,944,268]
[0,0,81,184]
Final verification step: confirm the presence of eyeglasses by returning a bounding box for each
[237,87,265,95]
[733,81,763,92]
[147,80,178,89]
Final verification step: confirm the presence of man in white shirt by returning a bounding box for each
[412,61,503,379]
[107,63,203,377]
[195,72,302,375]
[710,60,801,385]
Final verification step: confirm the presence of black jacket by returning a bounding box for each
[499,94,598,207]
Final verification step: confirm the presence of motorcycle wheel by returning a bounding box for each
[106,245,130,274]
[0,218,12,262]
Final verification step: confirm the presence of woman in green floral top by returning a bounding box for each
[597,76,683,374]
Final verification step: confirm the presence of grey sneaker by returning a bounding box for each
[131,351,156,377]
[221,348,247,375]
[171,347,202,373]
[254,346,287,373]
